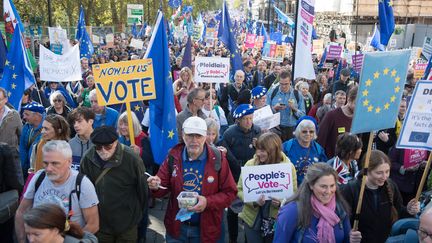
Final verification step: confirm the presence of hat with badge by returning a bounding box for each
[90,126,119,145]
[250,86,268,100]
[233,104,255,119]
[22,102,45,114]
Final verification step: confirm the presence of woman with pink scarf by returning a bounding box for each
[274,163,359,243]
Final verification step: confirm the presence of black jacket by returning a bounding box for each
[341,178,410,243]
[0,144,23,194]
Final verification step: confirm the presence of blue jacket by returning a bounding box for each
[274,201,351,243]
[93,107,119,129]
[19,122,43,173]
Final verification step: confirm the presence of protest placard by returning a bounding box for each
[414,60,427,79]
[241,163,294,203]
[245,34,256,49]
[93,59,156,106]
[397,81,432,150]
[403,149,428,169]
[129,38,144,49]
[39,44,82,81]
[422,37,432,61]
[352,54,364,73]
[194,57,230,83]
[105,33,114,48]
[253,105,280,130]
[48,27,69,55]
[255,36,264,48]
[326,44,343,60]
[312,39,324,55]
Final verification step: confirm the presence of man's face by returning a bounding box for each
[279,77,291,93]
[183,133,206,159]
[95,141,118,161]
[244,64,253,73]
[340,74,349,82]
[257,62,266,72]
[234,72,245,86]
[335,94,346,107]
[90,96,104,114]
[81,60,89,70]
[238,114,254,130]
[74,116,93,137]
[254,96,267,108]
[23,110,39,126]
[273,66,281,76]
[399,101,407,117]
[43,151,71,184]
[192,91,206,110]
[419,213,432,243]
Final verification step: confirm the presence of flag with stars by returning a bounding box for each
[144,11,178,164]
[0,25,36,110]
[351,50,410,134]
[75,6,94,59]
[217,1,243,77]
[378,0,395,46]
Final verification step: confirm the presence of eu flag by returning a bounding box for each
[76,6,94,59]
[351,50,410,134]
[131,22,138,38]
[378,0,395,46]
[144,11,178,164]
[218,1,243,76]
[0,26,36,110]
[274,6,295,27]
[370,25,385,51]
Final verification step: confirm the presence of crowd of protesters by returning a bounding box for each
[0,21,431,243]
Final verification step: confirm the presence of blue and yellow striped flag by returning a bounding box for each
[351,50,410,134]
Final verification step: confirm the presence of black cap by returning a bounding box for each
[341,68,350,77]
[90,126,118,145]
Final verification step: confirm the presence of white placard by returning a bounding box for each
[39,44,82,81]
[422,37,432,61]
[92,35,100,44]
[254,113,281,130]
[396,81,432,150]
[48,27,70,54]
[241,163,294,203]
[194,57,230,83]
[129,38,144,49]
[253,105,273,121]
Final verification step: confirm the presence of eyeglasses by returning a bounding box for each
[279,83,290,86]
[53,99,63,103]
[95,143,115,151]
[419,229,432,240]
[194,97,205,102]
[301,130,315,134]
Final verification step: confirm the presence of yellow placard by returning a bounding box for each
[93,59,156,106]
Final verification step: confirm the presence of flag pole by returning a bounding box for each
[353,131,374,230]
[291,0,300,82]
[125,102,136,145]
[415,152,432,201]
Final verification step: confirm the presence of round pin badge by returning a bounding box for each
[207,176,215,183]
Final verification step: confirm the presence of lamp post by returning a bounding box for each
[48,0,52,27]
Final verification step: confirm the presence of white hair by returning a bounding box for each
[89,89,98,100]
[294,120,317,140]
[42,140,72,159]
[49,90,66,106]
[323,93,332,102]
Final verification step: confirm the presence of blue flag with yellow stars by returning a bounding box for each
[378,0,395,46]
[0,25,36,110]
[76,6,94,59]
[351,50,410,134]
[218,1,243,77]
[144,11,178,164]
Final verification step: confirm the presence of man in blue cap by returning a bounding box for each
[251,86,267,110]
[221,104,261,243]
[20,102,45,179]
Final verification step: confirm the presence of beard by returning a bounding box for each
[96,150,114,161]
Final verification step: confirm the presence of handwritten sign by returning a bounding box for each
[397,81,432,150]
[129,38,144,49]
[194,57,230,83]
[241,163,294,203]
[39,44,82,81]
[93,59,156,106]
[414,59,428,79]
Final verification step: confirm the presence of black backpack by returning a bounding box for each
[34,171,84,220]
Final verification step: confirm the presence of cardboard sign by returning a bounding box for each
[241,163,294,203]
[422,37,432,61]
[39,44,82,81]
[403,149,428,169]
[253,105,281,130]
[194,57,230,83]
[93,59,156,106]
[129,38,144,49]
[245,34,256,49]
[312,39,324,55]
[397,81,432,150]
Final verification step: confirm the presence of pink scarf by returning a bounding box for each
[310,194,340,243]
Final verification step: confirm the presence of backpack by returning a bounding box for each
[270,86,300,105]
[168,145,222,175]
[34,171,84,220]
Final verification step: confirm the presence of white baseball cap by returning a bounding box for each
[182,117,207,137]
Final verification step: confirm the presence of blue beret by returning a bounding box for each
[250,86,267,100]
[22,102,45,114]
[233,104,255,119]
[296,115,318,130]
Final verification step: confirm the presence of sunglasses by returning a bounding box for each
[53,99,63,103]
[95,143,115,151]
[301,130,315,134]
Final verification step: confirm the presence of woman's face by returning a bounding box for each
[367,163,390,188]
[118,121,129,137]
[87,78,95,88]
[53,96,63,109]
[41,121,56,141]
[256,149,269,164]
[24,224,59,243]
[301,86,309,96]
[181,72,189,82]
[298,127,315,145]
[310,175,337,205]
[206,128,218,144]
